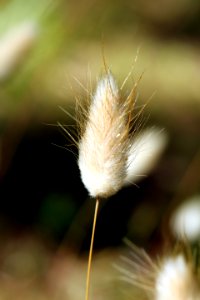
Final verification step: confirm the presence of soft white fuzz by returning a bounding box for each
[155,255,198,300]
[170,196,200,242]
[78,74,128,198]
[124,128,168,185]
[0,21,38,79]
[78,74,168,198]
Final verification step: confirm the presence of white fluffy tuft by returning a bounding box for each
[124,128,168,185]
[78,74,127,198]
[155,255,198,300]
[78,74,168,198]
[94,74,119,103]
[170,196,200,241]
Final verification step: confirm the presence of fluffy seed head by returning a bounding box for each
[78,74,128,198]
[170,196,200,242]
[78,73,168,198]
[155,255,199,300]
[117,241,200,300]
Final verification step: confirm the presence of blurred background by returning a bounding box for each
[0,0,200,299]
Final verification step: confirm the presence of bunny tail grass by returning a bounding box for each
[85,197,99,300]
[78,73,134,198]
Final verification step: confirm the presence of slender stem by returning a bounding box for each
[85,197,99,300]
